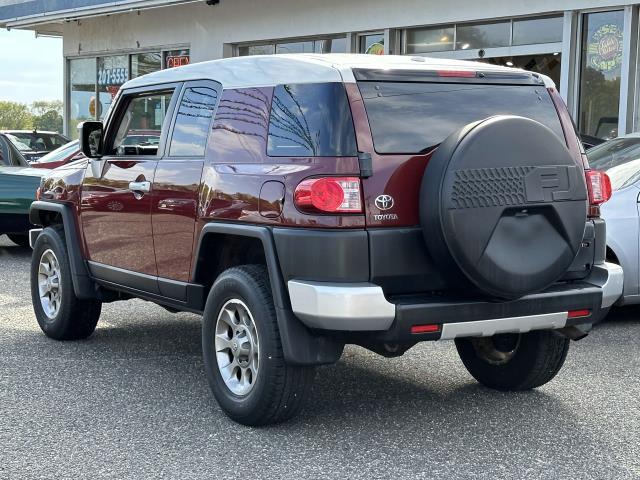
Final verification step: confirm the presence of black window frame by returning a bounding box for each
[166,79,222,159]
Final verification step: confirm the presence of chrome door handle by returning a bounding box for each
[128,181,151,193]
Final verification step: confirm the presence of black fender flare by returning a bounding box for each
[29,200,96,299]
[193,223,344,366]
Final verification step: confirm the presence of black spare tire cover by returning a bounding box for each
[420,115,587,299]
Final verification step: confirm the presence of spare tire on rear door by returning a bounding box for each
[420,115,587,300]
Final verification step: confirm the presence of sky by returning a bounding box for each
[0,28,63,105]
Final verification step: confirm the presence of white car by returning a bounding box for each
[589,133,640,305]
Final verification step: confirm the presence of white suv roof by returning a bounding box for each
[124,53,555,91]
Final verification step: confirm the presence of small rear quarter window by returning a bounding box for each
[267,83,357,157]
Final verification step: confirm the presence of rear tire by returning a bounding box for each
[455,330,570,391]
[7,233,29,247]
[202,265,315,426]
[30,225,102,340]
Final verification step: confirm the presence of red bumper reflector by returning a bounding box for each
[568,309,591,319]
[410,324,441,334]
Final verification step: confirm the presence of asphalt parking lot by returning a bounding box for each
[1,235,639,480]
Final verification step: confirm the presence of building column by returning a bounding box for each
[619,5,638,135]
[559,11,578,113]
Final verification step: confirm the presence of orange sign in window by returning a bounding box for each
[166,55,190,68]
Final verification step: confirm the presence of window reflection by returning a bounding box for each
[406,26,454,53]
[267,83,356,157]
[69,57,97,140]
[359,82,565,154]
[456,21,510,50]
[111,91,173,156]
[578,10,624,139]
[132,52,161,78]
[170,87,219,156]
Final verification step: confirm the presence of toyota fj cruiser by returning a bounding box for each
[29,54,622,426]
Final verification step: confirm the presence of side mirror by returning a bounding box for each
[79,121,104,159]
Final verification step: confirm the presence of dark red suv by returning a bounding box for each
[29,54,622,426]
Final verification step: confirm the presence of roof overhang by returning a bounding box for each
[0,0,198,28]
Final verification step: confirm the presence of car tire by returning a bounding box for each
[202,265,315,426]
[30,225,102,340]
[455,330,570,391]
[7,233,29,247]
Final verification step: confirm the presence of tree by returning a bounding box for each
[31,100,63,117]
[0,101,33,129]
[33,109,63,132]
[31,100,63,133]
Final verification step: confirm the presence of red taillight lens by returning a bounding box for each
[585,170,612,206]
[437,70,476,78]
[294,177,362,213]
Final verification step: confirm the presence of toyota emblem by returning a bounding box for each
[375,194,394,211]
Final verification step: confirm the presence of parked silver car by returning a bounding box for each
[589,133,640,305]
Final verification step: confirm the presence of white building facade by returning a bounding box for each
[0,0,637,140]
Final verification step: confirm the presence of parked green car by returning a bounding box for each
[0,133,44,247]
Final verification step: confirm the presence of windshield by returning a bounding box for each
[36,140,80,164]
[587,137,640,170]
[5,134,31,152]
[358,82,566,154]
[9,132,68,151]
[587,137,640,190]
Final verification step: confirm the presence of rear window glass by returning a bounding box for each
[358,82,565,154]
[267,83,357,157]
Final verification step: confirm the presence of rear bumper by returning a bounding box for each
[288,262,623,341]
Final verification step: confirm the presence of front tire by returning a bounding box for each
[30,225,102,340]
[455,330,570,391]
[202,265,315,426]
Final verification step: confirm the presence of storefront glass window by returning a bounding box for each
[406,25,454,53]
[578,10,624,139]
[512,15,563,45]
[276,41,314,54]
[69,57,97,140]
[164,49,190,69]
[97,55,128,121]
[360,33,385,54]
[131,52,161,78]
[314,37,347,53]
[239,44,275,56]
[239,37,346,56]
[456,21,510,50]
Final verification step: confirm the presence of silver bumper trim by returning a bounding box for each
[287,280,395,331]
[586,262,624,308]
[439,312,568,341]
[29,228,43,249]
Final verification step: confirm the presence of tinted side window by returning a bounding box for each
[359,82,566,154]
[267,83,357,157]
[110,90,173,156]
[169,86,219,156]
[0,137,8,166]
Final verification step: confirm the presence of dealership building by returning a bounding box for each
[0,0,637,140]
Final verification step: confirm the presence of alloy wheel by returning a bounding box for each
[38,249,62,320]
[214,299,260,396]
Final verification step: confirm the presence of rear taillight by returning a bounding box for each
[294,177,362,214]
[585,170,612,206]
